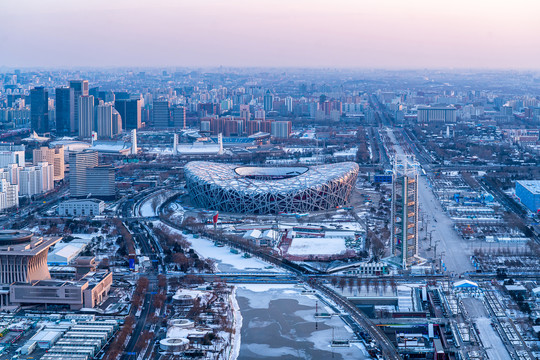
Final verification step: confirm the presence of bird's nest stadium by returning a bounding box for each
[184,161,359,214]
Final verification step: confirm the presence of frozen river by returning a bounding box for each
[236,284,369,360]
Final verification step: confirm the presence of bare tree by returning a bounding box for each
[348,278,355,294]
[338,278,346,292]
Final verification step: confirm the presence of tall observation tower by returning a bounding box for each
[390,155,420,269]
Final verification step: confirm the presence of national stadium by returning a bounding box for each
[184,161,359,214]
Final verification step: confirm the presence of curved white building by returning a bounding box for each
[185,161,359,214]
[159,337,189,352]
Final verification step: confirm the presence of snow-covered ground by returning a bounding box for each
[229,287,242,360]
[475,317,512,360]
[157,221,278,273]
[140,201,155,217]
[139,191,178,217]
[287,237,346,256]
[184,233,279,273]
[462,297,512,360]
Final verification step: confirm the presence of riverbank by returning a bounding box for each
[229,286,242,360]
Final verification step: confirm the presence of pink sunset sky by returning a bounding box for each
[1,0,539,68]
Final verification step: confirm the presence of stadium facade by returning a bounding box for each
[185,161,359,214]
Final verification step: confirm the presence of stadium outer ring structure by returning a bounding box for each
[184,161,359,214]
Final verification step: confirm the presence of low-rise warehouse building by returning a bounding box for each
[41,354,89,360]
[516,180,540,213]
[18,319,117,359]
[62,331,108,345]
[47,345,96,357]
[56,337,103,348]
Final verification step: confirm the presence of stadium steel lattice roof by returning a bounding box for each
[185,161,359,214]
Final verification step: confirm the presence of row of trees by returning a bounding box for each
[153,223,216,272]
[113,219,135,256]
[330,277,398,294]
[103,315,135,360]
[131,277,150,310]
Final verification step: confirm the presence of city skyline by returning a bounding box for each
[1,0,539,69]
[1,1,540,357]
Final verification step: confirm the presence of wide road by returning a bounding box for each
[118,188,165,360]
[387,128,475,274]
[462,298,512,360]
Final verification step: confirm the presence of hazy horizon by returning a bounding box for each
[1,0,539,69]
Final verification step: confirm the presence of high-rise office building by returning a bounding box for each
[55,87,75,135]
[89,86,100,101]
[239,104,250,121]
[254,108,265,120]
[390,155,420,269]
[96,102,118,139]
[172,106,186,128]
[33,145,65,181]
[30,87,49,134]
[114,99,141,130]
[69,80,89,134]
[114,91,130,101]
[270,121,291,138]
[263,90,274,112]
[112,108,122,135]
[152,100,170,128]
[417,106,457,123]
[78,95,94,138]
[69,151,98,198]
[86,165,115,199]
[285,96,293,113]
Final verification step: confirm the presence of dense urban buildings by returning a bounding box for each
[417,106,457,123]
[33,145,65,181]
[18,162,54,196]
[1,0,540,356]
[0,66,539,360]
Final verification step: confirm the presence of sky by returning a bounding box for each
[1,0,539,69]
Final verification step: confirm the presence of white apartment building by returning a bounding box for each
[33,145,65,181]
[0,179,18,211]
[18,162,54,197]
[0,144,25,168]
